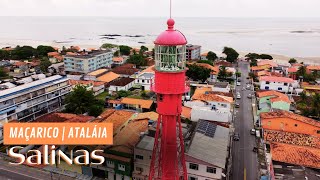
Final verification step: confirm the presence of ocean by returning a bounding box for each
[1,16,320,57]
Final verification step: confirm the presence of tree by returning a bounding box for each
[245,53,260,61]
[116,90,132,98]
[289,58,297,64]
[36,45,55,57]
[39,57,52,73]
[218,66,228,79]
[140,46,148,54]
[299,92,307,102]
[259,54,273,60]
[65,85,104,117]
[119,45,132,56]
[312,93,320,119]
[11,46,36,59]
[249,72,258,82]
[101,43,118,49]
[206,51,217,61]
[0,50,9,60]
[127,54,147,67]
[0,67,8,78]
[197,60,213,66]
[223,47,239,63]
[297,66,307,78]
[236,72,241,77]
[114,50,120,57]
[186,64,211,82]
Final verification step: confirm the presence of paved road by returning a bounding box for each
[232,61,258,180]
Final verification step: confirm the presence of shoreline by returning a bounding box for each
[1,40,319,65]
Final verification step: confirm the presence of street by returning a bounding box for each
[232,61,259,180]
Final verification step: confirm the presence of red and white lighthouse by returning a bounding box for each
[149,18,188,180]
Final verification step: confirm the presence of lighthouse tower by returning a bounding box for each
[149,18,188,180]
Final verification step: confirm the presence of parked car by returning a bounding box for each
[235,103,240,108]
[233,133,240,141]
[253,147,258,152]
[237,82,241,86]
[237,94,241,99]
[247,94,252,99]
[250,129,256,135]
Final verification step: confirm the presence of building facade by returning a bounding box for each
[186,44,201,60]
[259,76,294,93]
[0,75,71,143]
[134,72,155,91]
[64,50,113,74]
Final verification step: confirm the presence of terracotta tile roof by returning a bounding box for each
[47,52,60,57]
[93,81,106,86]
[108,99,122,104]
[257,60,278,67]
[292,63,303,67]
[112,57,124,62]
[260,110,320,128]
[70,46,81,51]
[270,142,320,169]
[181,106,192,119]
[264,130,320,148]
[66,52,77,55]
[193,63,219,75]
[287,67,298,73]
[257,70,270,77]
[214,60,232,67]
[207,91,234,98]
[97,72,120,83]
[259,76,294,83]
[270,72,283,77]
[251,65,268,71]
[33,113,94,123]
[108,77,135,86]
[112,65,139,75]
[306,65,320,71]
[193,93,233,103]
[201,52,208,56]
[301,82,320,90]
[121,97,153,109]
[87,69,108,76]
[192,86,212,100]
[14,61,27,66]
[142,65,155,73]
[257,90,291,103]
[97,109,134,132]
[111,119,149,154]
[131,112,158,121]
[69,79,93,86]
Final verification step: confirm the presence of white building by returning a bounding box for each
[186,44,201,60]
[185,120,230,180]
[259,76,295,93]
[134,72,155,91]
[64,50,113,74]
[108,77,135,94]
[190,106,232,123]
[0,75,71,143]
[211,82,231,93]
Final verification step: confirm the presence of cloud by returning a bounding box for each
[0,0,319,17]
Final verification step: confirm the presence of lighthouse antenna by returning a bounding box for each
[170,0,172,18]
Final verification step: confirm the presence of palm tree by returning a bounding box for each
[312,93,320,119]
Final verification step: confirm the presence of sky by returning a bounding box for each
[0,0,320,17]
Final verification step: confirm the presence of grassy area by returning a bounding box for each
[96,91,109,101]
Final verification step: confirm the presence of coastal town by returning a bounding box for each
[1,25,320,180]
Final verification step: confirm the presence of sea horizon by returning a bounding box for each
[1,16,320,62]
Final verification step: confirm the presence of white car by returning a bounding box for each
[237,94,241,99]
[237,82,241,86]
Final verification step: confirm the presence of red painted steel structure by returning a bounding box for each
[149,19,188,180]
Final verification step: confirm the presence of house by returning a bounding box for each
[186,44,201,60]
[84,69,109,81]
[300,82,320,95]
[134,72,155,91]
[306,65,320,74]
[112,57,126,66]
[259,76,295,93]
[257,60,278,68]
[286,67,298,80]
[192,63,219,82]
[108,77,135,94]
[112,64,139,77]
[192,87,233,110]
[185,120,230,180]
[256,90,291,114]
[210,82,231,93]
[200,52,208,60]
[190,106,232,123]
[119,97,153,112]
[214,60,232,67]
[260,110,320,169]
[64,50,113,74]
[97,72,121,84]
[251,65,270,75]
[68,80,105,95]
